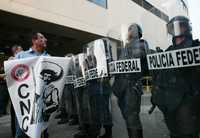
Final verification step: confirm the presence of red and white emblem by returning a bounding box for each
[11,64,30,81]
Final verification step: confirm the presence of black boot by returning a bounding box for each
[99,125,112,138]
[127,128,143,138]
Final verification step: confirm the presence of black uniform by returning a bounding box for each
[151,39,200,138]
[112,38,149,138]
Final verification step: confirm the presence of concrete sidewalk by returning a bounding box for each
[0,94,170,138]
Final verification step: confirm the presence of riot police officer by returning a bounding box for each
[151,16,200,138]
[112,23,149,138]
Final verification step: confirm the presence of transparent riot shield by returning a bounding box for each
[108,24,143,75]
[74,53,86,88]
[82,38,113,137]
[84,38,110,81]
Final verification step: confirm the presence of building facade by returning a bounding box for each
[0,0,188,54]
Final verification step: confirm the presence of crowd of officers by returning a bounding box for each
[0,15,199,138]
[55,15,200,138]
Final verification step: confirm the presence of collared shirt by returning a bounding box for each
[15,48,49,59]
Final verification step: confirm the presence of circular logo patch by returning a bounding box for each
[11,64,30,81]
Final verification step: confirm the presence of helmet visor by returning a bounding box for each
[167,20,191,37]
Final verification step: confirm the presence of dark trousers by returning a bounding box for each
[113,81,142,130]
[58,85,68,117]
[88,94,113,136]
[76,87,90,127]
[118,89,142,130]
[164,94,200,137]
[0,82,9,115]
[66,85,77,118]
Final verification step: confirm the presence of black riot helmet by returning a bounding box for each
[167,16,192,38]
[128,23,143,41]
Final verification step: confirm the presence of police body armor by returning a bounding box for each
[152,39,200,113]
[113,38,148,110]
[149,39,200,137]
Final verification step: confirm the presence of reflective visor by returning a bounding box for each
[167,21,191,37]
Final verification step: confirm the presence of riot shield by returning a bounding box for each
[74,53,86,88]
[84,38,110,81]
[82,39,113,137]
[108,24,144,75]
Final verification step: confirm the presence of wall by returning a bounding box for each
[0,0,188,49]
[0,0,109,36]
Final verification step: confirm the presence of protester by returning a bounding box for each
[15,32,49,138]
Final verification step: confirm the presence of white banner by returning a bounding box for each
[147,46,200,70]
[109,58,141,74]
[4,56,70,138]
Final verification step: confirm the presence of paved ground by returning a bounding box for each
[0,93,170,138]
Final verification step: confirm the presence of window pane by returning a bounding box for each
[88,0,107,8]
